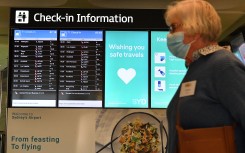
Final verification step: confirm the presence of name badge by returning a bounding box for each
[179,80,196,97]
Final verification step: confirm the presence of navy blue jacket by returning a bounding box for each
[167,50,245,153]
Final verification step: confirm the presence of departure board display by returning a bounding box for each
[58,30,103,107]
[10,29,104,108]
[11,30,58,107]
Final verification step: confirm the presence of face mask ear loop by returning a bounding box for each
[183,38,196,58]
[189,38,196,45]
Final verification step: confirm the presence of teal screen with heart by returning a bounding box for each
[105,31,148,108]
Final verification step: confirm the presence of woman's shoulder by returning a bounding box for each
[206,49,243,68]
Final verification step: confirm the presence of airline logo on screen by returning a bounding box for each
[15,10,29,24]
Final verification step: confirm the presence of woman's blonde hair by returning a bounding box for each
[165,0,222,42]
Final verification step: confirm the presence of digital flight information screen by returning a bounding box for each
[10,29,104,108]
[58,30,103,107]
[11,30,58,107]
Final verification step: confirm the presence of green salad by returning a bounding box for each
[118,119,160,153]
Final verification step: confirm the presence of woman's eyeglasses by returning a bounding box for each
[169,23,182,33]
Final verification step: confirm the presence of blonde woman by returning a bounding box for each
[164,0,245,153]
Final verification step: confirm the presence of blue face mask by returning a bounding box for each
[167,32,194,59]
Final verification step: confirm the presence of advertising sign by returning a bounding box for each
[7,108,96,153]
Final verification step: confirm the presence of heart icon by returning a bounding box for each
[117,68,136,84]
